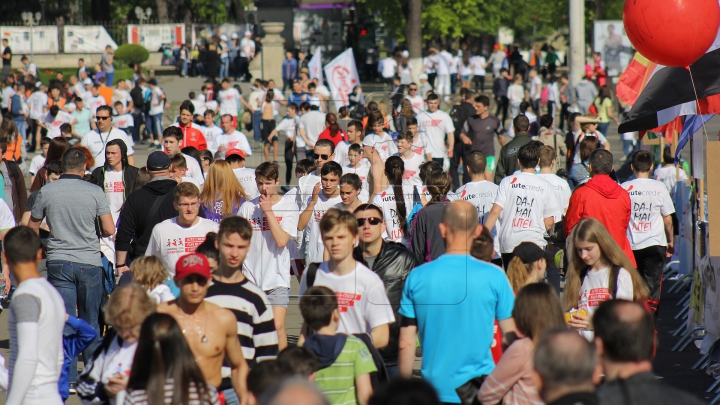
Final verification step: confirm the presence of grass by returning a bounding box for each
[38,67,136,85]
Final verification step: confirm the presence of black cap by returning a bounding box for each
[148,78,159,86]
[512,242,553,264]
[147,151,171,171]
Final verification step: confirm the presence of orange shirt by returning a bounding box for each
[98,86,114,106]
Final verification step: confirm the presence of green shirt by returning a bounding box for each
[312,336,377,405]
[594,97,613,123]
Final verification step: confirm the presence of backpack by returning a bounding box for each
[10,94,22,117]
[589,99,599,115]
[540,86,549,105]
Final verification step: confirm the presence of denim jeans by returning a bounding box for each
[14,118,26,142]
[252,110,263,142]
[106,72,115,87]
[47,260,103,383]
[182,60,188,76]
[148,113,164,139]
[220,57,230,79]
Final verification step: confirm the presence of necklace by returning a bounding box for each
[182,305,210,344]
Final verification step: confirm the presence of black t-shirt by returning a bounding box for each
[2,46,11,66]
[461,114,502,156]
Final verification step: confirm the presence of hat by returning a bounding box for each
[245,30,252,36]
[83,78,93,86]
[147,151,171,171]
[418,73,428,80]
[231,32,239,39]
[226,148,246,160]
[220,34,229,41]
[362,134,383,148]
[512,242,554,264]
[401,50,409,58]
[148,78,158,86]
[175,253,212,280]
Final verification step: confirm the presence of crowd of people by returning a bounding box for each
[0,39,704,405]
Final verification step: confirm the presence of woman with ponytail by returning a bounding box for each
[372,156,414,245]
[125,313,219,405]
[318,112,346,147]
[410,170,453,263]
[506,242,550,294]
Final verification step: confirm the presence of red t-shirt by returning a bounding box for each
[318,128,346,147]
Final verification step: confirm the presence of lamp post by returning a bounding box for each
[135,7,153,47]
[21,11,42,63]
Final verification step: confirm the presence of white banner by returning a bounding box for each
[593,21,634,77]
[0,26,58,54]
[309,47,323,85]
[64,26,117,53]
[323,48,359,107]
[127,24,185,51]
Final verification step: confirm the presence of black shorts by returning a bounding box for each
[261,119,277,143]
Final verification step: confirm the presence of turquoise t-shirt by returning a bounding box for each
[72,108,93,136]
[399,254,515,403]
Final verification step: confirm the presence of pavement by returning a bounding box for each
[0,75,715,403]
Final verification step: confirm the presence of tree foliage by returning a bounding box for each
[114,44,151,66]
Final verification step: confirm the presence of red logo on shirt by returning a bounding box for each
[402,170,416,180]
[381,191,387,198]
[461,190,467,198]
[510,177,518,184]
[627,185,634,191]
[335,292,362,313]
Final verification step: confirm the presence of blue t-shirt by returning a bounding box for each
[72,108,93,136]
[399,254,515,403]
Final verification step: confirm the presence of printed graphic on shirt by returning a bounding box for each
[105,181,125,194]
[336,292,361,313]
[248,215,285,231]
[165,236,206,254]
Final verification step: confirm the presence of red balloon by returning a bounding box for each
[623,0,720,67]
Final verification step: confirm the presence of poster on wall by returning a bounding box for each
[127,24,185,51]
[593,21,634,77]
[191,24,249,45]
[64,26,118,53]
[0,26,58,54]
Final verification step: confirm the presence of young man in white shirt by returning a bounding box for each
[201,110,223,156]
[623,150,675,318]
[81,105,135,170]
[537,145,571,220]
[214,114,252,158]
[343,143,370,203]
[417,93,455,163]
[654,146,689,194]
[226,148,260,200]
[485,142,561,268]
[218,78,252,129]
[298,209,394,348]
[112,101,135,141]
[146,182,219,277]
[333,119,364,168]
[449,151,498,227]
[86,85,107,117]
[395,131,424,186]
[163,126,205,186]
[170,154,202,189]
[268,103,301,188]
[299,104,327,153]
[238,162,299,351]
[147,78,166,150]
[407,116,431,161]
[42,105,77,138]
[297,161,343,264]
[368,118,398,160]
[529,69,543,114]
[404,83,426,112]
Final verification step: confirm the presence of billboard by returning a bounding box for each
[127,24,185,51]
[594,20,634,77]
[0,26,59,54]
[64,25,118,53]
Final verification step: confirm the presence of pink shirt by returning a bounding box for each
[478,337,543,405]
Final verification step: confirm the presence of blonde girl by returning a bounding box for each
[506,242,549,294]
[130,256,174,303]
[200,160,248,223]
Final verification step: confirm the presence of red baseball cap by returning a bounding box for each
[226,148,245,160]
[175,253,212,280]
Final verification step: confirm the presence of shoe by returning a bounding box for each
[69,382,77,394]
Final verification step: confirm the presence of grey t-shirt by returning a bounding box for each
[364,255,377,270]
[31,176,111,266]
[462,114,502,157]
[101,52,114,73]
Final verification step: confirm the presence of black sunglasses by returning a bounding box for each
[96,116,111,121]
[357,217,382,226]
[409,87,417,91]
[313,153,330,160]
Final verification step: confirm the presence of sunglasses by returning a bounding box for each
[96,116,111,121]
[409,88,417,91]
[357,217,382,226]
[313,153,330,160]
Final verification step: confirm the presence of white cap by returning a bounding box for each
[245,30,252,36]
[418,73,428,80]
[83,78,93,86]
[362,134,382,148]
[231,32,239,39]
[220,34,228,41]
[401,50,409,58]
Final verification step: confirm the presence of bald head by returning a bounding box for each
[594,299,654,362]
[262,379,330,405]
[534,328,596,395]
[442,200,479,234]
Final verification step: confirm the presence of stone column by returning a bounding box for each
[253,22,285,81]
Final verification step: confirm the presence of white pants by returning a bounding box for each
[436,74,451,97]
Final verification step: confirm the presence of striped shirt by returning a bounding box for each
[311,335,377,405]
[124,380,219,405]
[205,278,279,365]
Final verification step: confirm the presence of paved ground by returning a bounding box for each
[0,76,715,403]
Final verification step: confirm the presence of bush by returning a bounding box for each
[114,44,150,66]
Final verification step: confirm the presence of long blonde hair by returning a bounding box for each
[563,218,649,310]
[200,160,248,216]
[507,257,534,294]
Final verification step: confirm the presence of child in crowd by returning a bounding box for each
[130,255,174,303]
[112,101,135,143]
[170,154,202,189]
[342,144,370,203]
[276,346,320,381]
[335,173,363,213]
[60,123,79,146]
[29,136,50,184]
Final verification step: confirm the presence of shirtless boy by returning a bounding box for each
[362,134,389,202]
[158,252,249,404]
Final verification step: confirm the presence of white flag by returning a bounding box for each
[309,48,323,85]
[323,48,360,107]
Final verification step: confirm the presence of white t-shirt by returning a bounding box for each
[379,58,398,78]
[205,100,219,113]
[298,261,396,336]
[98,339,138,388]
[343,163,371,203]
[27,91,48,120]
[471,56,487,75]
[201,125,224,155]
[218,88,242,117]
[0,200,15,230]
[180,176,202,189]
[233,167,260,200]
[29,155,45,175]
[372,184,415,245]
[43,111,76,138]
[191,99,207,117]
[334,141,351,168]
[304,192,343,263]
[80,128,135,170]
[276,116,300,141]
[572,132,608,164]
[299,110,327,148]
[530,76,543,100]
[112,113,135,132]
[405,95,426,112]
[238,197,299,291]
[182,153,205,186]
[86,95,107,116]
[298,173,321,208]
[397,152,424,186]
[432,53,449,75]
[493,172,562,253]
[458,60,472,76]
[577,266,633,340]
[507,84,526,105]
[146,217,219,276]
[148,284,175,304]
[654,165,688,194]
[417,110,455,158]
[622,178,675,250]
[537,173,572,222]
[449,180,500,257]
[240,37,255,58]
[149,87,165,115]
[99,169,125,267]
[411,135,429,157]
[214,131,252,157]
[113,89,132,111]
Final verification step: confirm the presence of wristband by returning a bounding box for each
[116,263,127,268]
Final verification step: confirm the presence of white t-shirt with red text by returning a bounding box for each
[417,109,455,158]
[372,184,415,245]
[298,261,395,336]
[218,88,242,117]
[404,95,426,112]
[397,152,424,186]
[238,197,299,291]
[43,111,76,137]
[100,170,125,263]
[622,178,675,250]
[146,217,219,276]
[304,192,343,263]
[411,134,430,157]
[577,266,633,340]
[214,131,253,157]
[233,167,260,200]
[538,173,572,223]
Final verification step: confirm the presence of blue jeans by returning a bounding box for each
[597,121,610,137]
[252,110,262,142]
[220,57,230,79]
[147,113,164,139]
[47,260,103,383]
[106,72,115,87]
[182,60,188,76]
[14,118,26,142]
